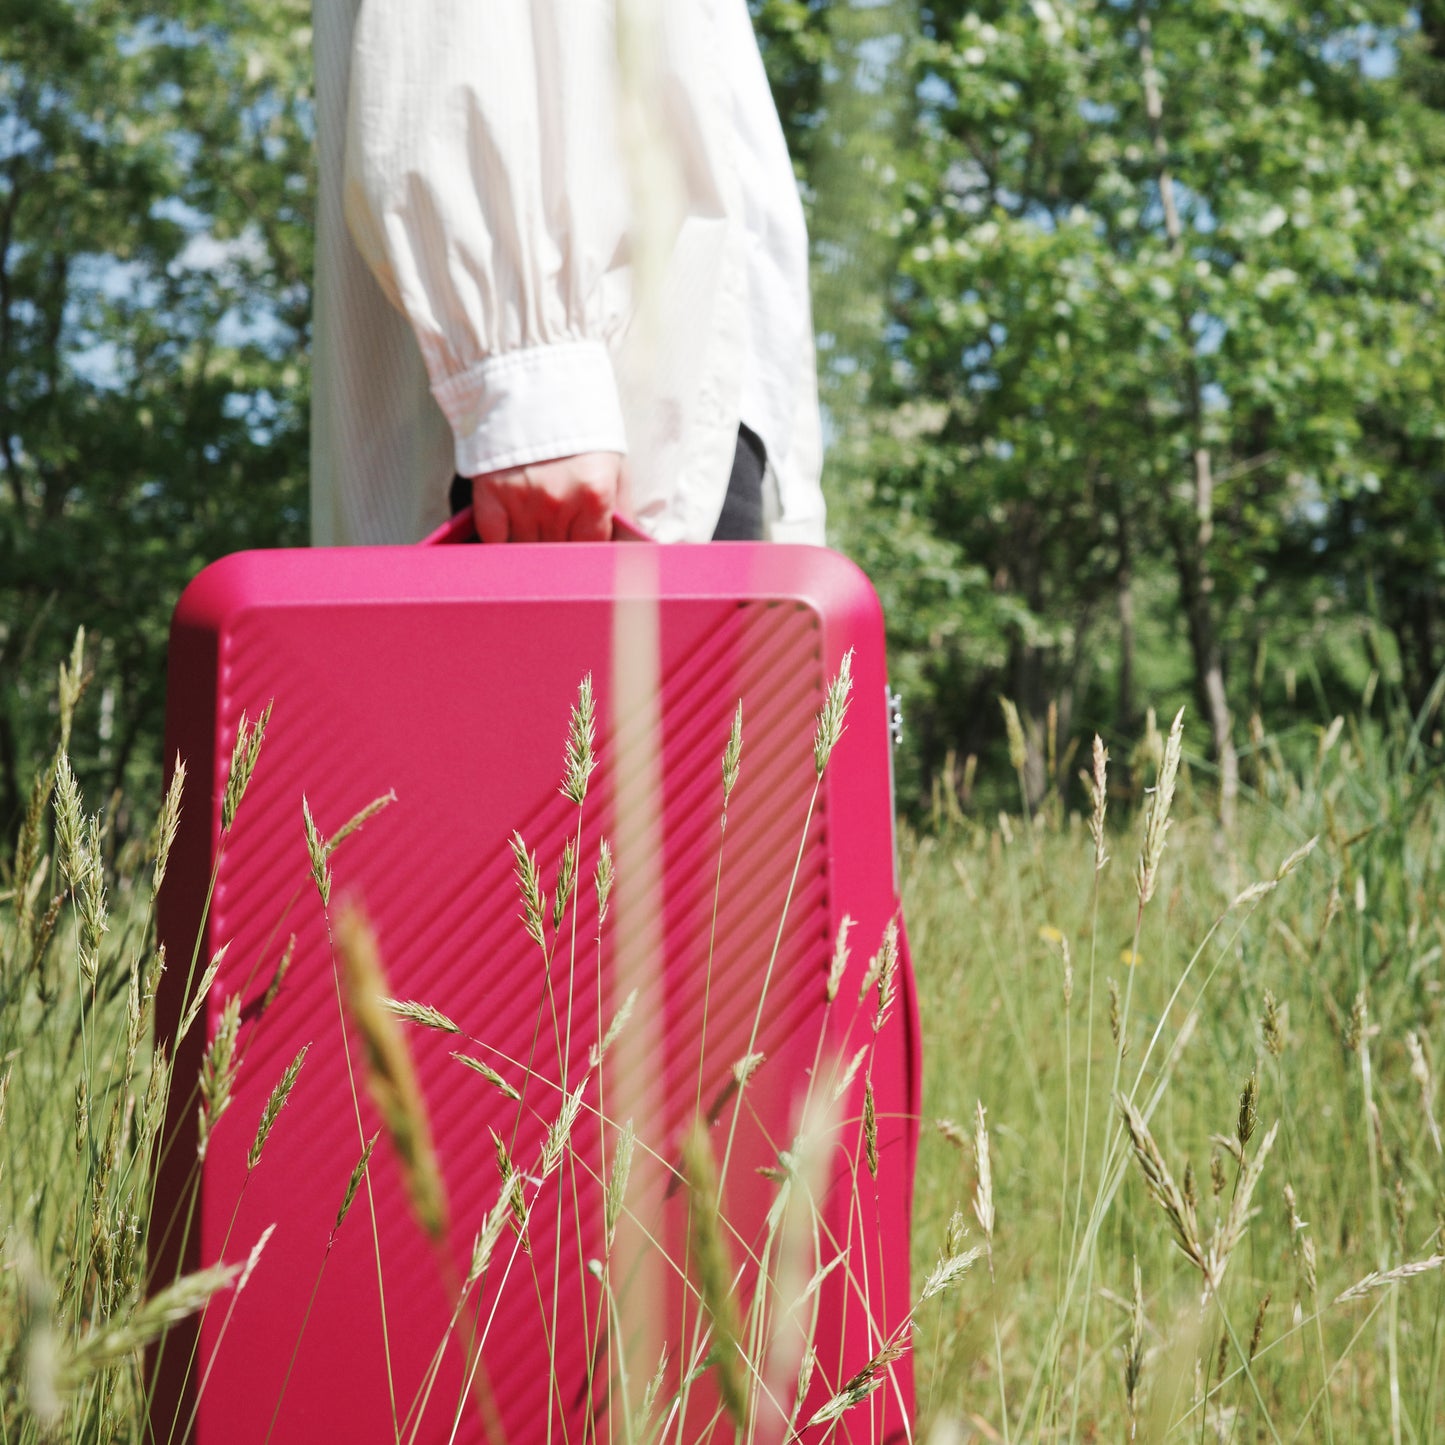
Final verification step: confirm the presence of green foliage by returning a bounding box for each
[911,692,1445,1438]
[824,0,1445,801]
[0,0,312,828]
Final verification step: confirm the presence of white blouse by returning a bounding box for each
[310,0,824,545]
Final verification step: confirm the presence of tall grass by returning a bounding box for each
[4,634,1444,1441]
[911,696,1445,1440]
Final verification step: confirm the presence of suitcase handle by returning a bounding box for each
[422,507,652,547]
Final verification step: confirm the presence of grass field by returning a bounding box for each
[3,642,1444,1442]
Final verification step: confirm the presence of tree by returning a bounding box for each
[870,0,1445,813]
[0,0,313,829]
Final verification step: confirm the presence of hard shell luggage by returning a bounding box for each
[152,523,921,1445]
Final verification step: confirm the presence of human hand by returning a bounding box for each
[470,452,624,542]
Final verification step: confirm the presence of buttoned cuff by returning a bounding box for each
[432,340,628,477]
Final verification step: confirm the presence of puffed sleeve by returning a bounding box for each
[343,0,632,477]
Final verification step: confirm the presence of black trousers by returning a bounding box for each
[449,424,766,541]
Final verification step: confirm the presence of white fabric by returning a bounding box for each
[310,0,825,546]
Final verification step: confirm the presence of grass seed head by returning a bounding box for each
[1262,990,1286,1057]
[1089,735,1110,871]
[827,914,854,1003]
[451,1051,521,1100]
[1237,1068,1260,1150]
[302,795,332,906]
[681,1122,748,1427]
[151,759,185,900]
[262,936,294,1014]
[382,998,460,1033]
[813,649,854,778]
[552,837,577,931]
[197,994,241,1161]
[222,702,271,832]
[722,699,743,805]
[335,1133,379,1236]
[510,831,547,950]
[1135,706,1184,907]
[248,1044,308,1170]
[972,1100,995,1256]
[561,673,597,806]
[864,1081,879,1178]
[1000,697,1027,776]
[594,837,614,923]
[1123,1257,1145,1430]
[590,987,638,1067]
[605,1120,634,1250]
[336,906,448,1240]
[324,790,397,855]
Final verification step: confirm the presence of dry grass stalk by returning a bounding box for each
[813,649,854,778]
[826,914,854,1003]
[336,905,448,1240]
[451,1051,520,1101]
[681,1122,748,1428]
[248,1045,309,1170]
[382,998,459,1034]
[1135,706,1184,907]
[1108,977,1122,1047]
[722,700,743,807]
[561,673,597,806]
[222,703,271,832]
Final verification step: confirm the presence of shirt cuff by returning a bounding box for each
[432,340,629,477]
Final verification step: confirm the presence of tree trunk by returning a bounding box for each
[1135,1,1239,825]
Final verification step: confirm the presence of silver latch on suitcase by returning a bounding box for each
[887,690,903,746]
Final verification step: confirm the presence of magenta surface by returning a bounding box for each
[154,541,921,1445]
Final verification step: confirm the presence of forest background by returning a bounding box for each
[2,0,1444,832]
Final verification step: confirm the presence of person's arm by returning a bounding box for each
[343,0,629,539]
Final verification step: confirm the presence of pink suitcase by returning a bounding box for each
[152,523,921,1445]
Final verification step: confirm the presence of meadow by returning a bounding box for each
[3,637,1443,1443]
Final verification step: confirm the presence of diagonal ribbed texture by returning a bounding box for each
[158,552,916,1445]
